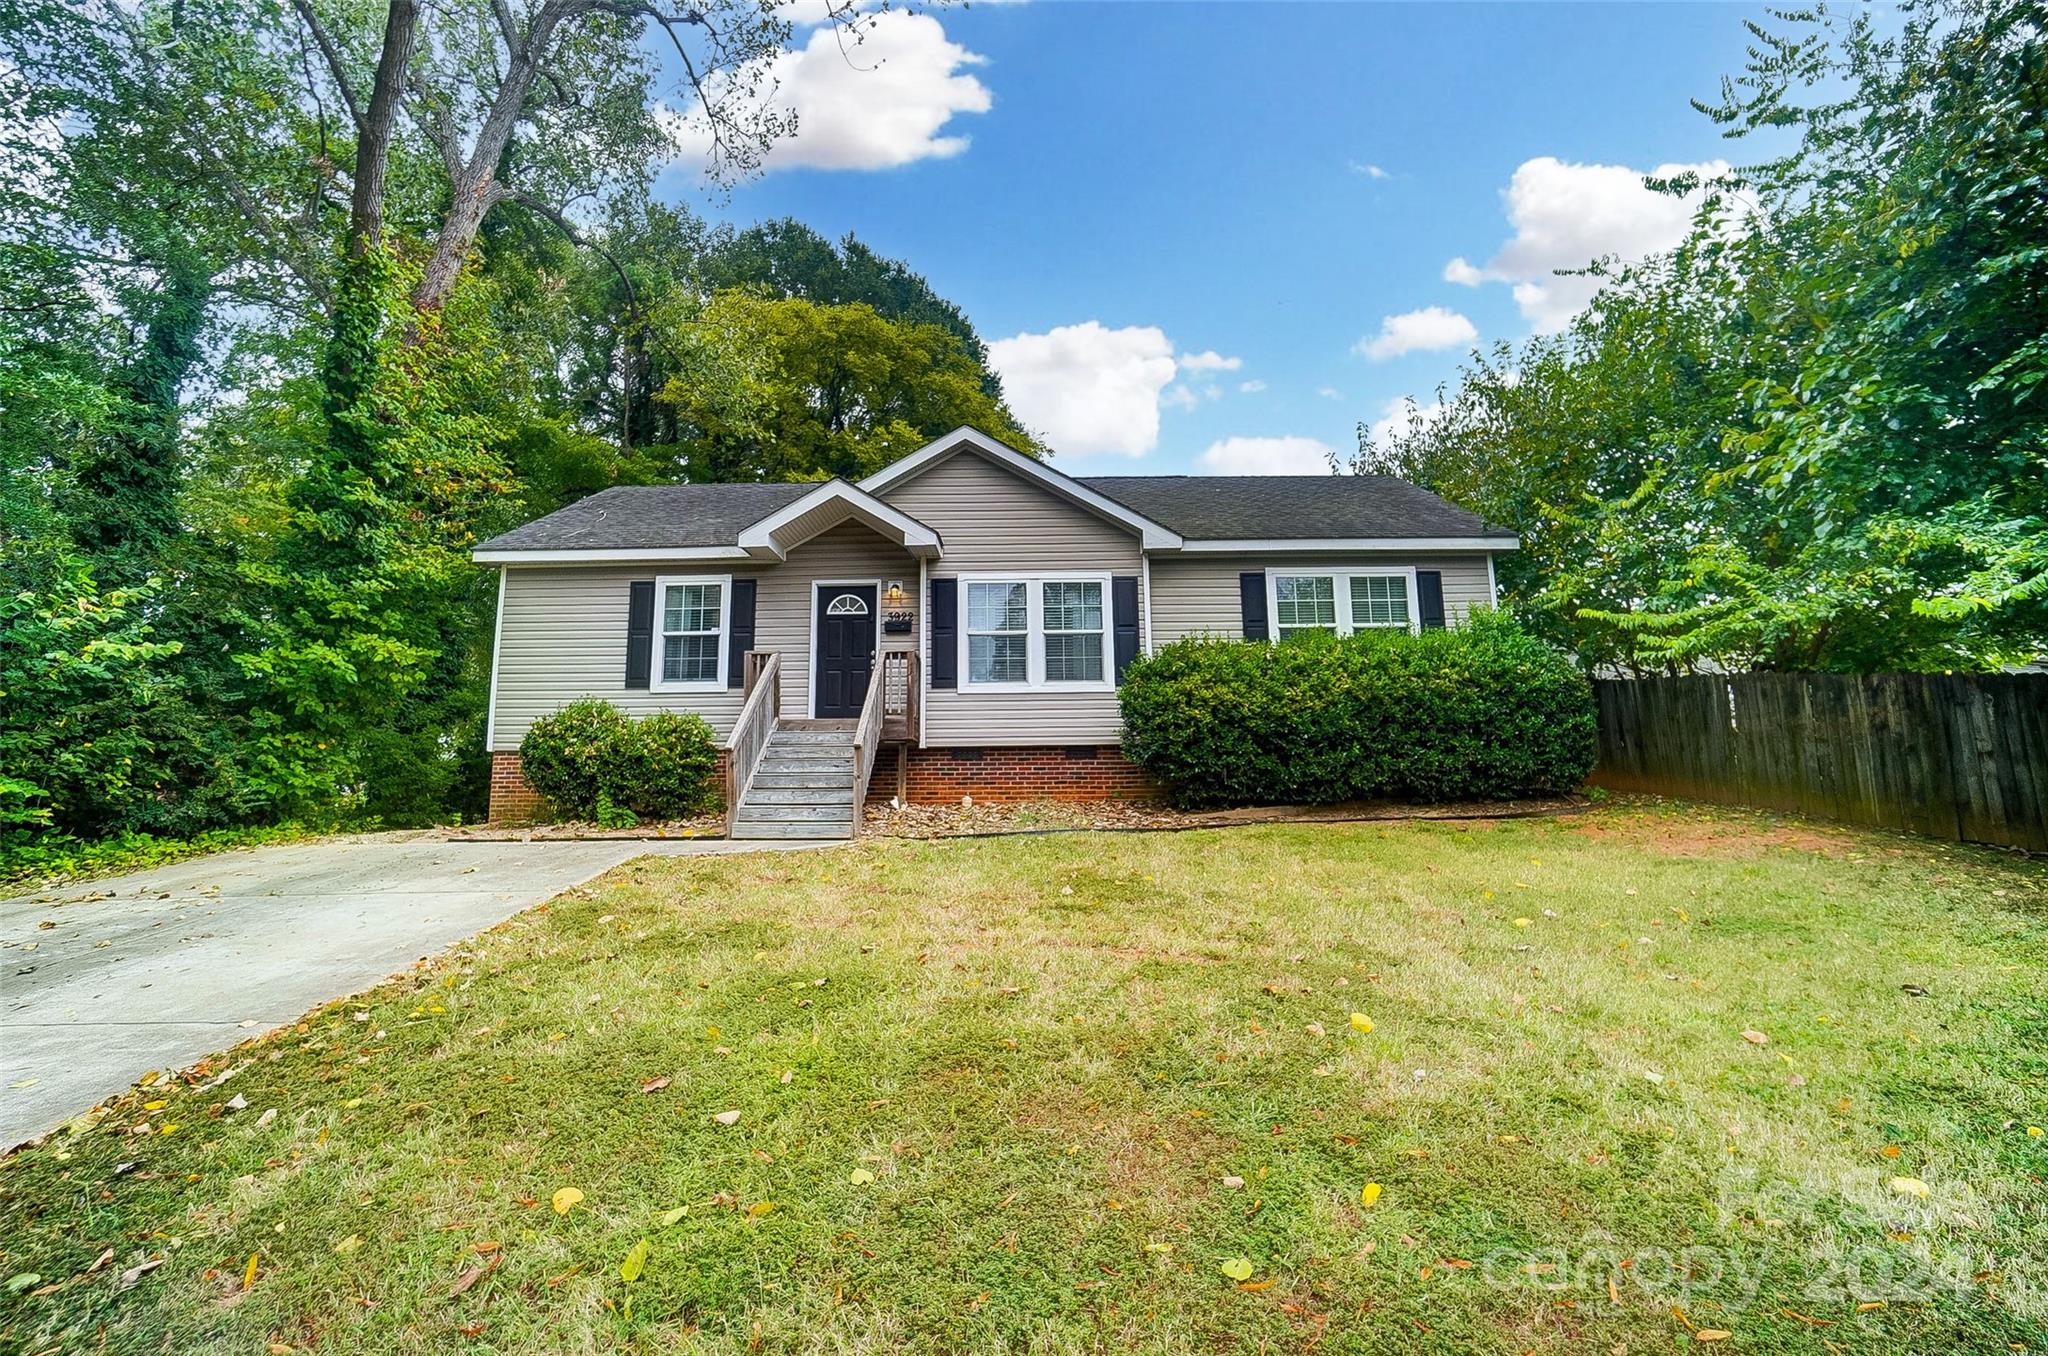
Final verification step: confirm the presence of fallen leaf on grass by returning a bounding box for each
[1237,1278,1277,1292]
[1219,1257,1254,1281]
[658,1207,687,1226]
[638,1076,670,1094]
[1694,1331,1731,1343]
[1889,1177,1930,1199]
[713,1109,742,1127]
[745,1201,776,1219]
[1359,1183,1382,1209]
[447,1255,499,1298]
[551,1187,584,1215]
[620,1238,649,1283]
[848,1168,876,1185]
[332,1236,362,1254]
[1741,1030,1770,1046]
[1348,1013,1374,1034]
[242,1253,260,1292]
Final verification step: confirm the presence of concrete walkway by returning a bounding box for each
[0,835,824,1148]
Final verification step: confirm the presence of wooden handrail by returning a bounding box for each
[851,656,887,830]
[724,651,779,835]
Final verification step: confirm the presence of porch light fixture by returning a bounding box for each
[885,580,907,604]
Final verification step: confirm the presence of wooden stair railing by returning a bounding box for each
[724,651,779,836]
[850,654,888,832]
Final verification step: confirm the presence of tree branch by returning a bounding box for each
[288,0,367,135]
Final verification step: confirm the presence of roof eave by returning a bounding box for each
[1164,535,1521,554]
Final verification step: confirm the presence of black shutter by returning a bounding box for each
[1239,571,1269,641]
[1416,571,1446,629]
[727,578,757,688]
[1111,575,1140,682]
[625,580,655,688]
[929,577,957,689]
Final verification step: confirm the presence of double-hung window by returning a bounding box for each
[1267,569,1416,638]
[961,574,1111,689]
[653,575,728,690]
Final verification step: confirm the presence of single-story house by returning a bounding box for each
[475,426,1517,836]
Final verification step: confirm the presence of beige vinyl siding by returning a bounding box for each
[754,522,919,720]
[1148,553,1496,646]
[489,521,916,751]
[878,449,1143,746]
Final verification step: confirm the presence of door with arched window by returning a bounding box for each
[813,584,877,718]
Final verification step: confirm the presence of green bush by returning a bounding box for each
[518,700,721,821]
[1118,610,1595,809]
[607,711,721,819]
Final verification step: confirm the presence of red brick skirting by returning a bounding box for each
[868,745,1157,805]
[487,750,732,824]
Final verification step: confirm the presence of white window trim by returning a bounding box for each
[806,579,882,719]
[957,571,1114,693]
[1265,566,1421,639]
[650,573,732,693]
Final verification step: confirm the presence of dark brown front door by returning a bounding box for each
[814,585,877,718]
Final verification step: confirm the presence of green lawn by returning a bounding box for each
[4,804,2045,1354]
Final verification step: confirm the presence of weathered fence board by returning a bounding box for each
[1592,673,2048,853]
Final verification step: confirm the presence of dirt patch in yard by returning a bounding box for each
[1569,804,1874,859]
[864,795,1587,838]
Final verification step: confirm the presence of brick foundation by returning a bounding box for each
[487,750,734,824]
[866,745,1158,805]
[488,752,547,824]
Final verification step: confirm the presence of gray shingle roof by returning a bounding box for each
[1078,475,1502,540]
[477,471,1504,554]
[476,482,820,551]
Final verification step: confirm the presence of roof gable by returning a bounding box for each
[858,427,1183,551]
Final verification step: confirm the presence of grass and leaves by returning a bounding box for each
[3,805,2044,1353]
[0,822,319,894]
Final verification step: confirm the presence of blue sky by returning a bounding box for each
[657,2,1778,475]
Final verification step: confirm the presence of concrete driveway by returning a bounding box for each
[0,835,823,1149]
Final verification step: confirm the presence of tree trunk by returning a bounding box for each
[347,0,420,256]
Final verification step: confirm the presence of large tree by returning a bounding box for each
[1367,0,2047,673]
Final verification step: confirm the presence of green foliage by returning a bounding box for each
[1118,612,1596,809]
[1366,0,2047,673]
[653,290,1041,481]
[606,711,722,819]
[518,700,720,822]
[0,822,314,892]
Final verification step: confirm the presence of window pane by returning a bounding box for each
[1274,576,1336,630]
[967,582,1027,632]
[968,633,1028,683]
[664,583,721,634]
[662,633,720,683]
[1042,581,1102,632]
[1349,575,1409,626]
[1045,632,1104,682]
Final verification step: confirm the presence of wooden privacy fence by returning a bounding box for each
[1592,673,2048,852]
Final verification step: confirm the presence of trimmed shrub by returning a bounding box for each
[1118,610,1595,809]
[519,700,721,820]
[607,711,722,819]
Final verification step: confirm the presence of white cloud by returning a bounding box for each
[1347,160,1391,180]
[1160,384,1201,412]
[1368,396,1449,447]
[1441,256,1485,287]
[1199,436,1337,476]
[1316,386,1344,400]
[1449,155,1729,331]
[665,11,991,174]
[988,321,1178,458]
[1238,379,1267,394]
[1356,306,1478,361]
[1176,350,1242,374]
